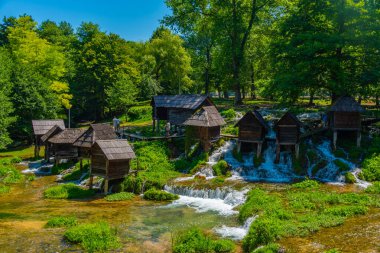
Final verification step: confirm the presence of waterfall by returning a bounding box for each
[214,216,258,240]
[21,160,53,175]
[164,185,248,216]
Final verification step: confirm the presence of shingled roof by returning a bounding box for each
[32,120,65,136]
[183,106,226,127]
[48,128,86,144]
[152,94,213,109]
[40,125,64,143]
[235,110,269,129]
[328,96,365,112]
[95,140,136,160]
[74,124,116,148]
[275,112,303,128]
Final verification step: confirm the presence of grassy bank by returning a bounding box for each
[240,180,380,252]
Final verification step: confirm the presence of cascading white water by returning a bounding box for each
[214,216,258,240]
[164,185,248,216]
[21,160,53,175]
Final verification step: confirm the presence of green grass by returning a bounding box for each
[212,160,229,176]
[0,166,24,184]
[64,221,121,252]
[173,227,235,253]
[143,188,179,201]
[240,182,380,252]
[43,183,95,199]
[220,108,237,121]
[0,146,43,160]
[360,154,380,181]
[104,192,134,202]
[122,141,180,194]
[0,184,10,194]
[365,182,380,194]
[344,172,356,183]
[45,216,78,228]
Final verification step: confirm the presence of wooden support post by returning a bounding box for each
[257,143,263,158]
[275,144,280,163]
[80,159,83,171]
[356,131,361,148]
[89,176,94,190]
[55,156,59,166]
[295,143,300,159]
[157,120,160,132]
[104,179,109,195]
[237,141,241,153]
[333,130,337,150]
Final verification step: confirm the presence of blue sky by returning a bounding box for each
[0,0,171,41]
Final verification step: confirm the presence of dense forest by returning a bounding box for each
[0,0,379,148]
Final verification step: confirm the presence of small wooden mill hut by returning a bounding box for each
[328,95,365,149]
[48,128,86,164]
[91,140,136,194]
[74,124,117,168]
[235,110,268,157]
[151,95,214,131]
[274,112,302,162]
[40,125,64,160]
[32,120,65,158]
[183,106,226,151]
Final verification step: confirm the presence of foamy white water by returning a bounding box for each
[164,185,247,216]
[214,216,257,240]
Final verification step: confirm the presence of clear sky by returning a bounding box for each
[0,0,171,41]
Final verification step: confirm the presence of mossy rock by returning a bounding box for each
[344,172,356,184]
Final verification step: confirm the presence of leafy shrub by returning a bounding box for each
[360,154,380,181]
[173,227,235,253]
[243,217,281,252]
[344,172,356,184]
[43,183,95,199]
[323,206,368,217]
[27,174,36,181]
[212,160,229,176]
[220,109,236,120]
[0,184,10,194]
[105,192,134,202]
[0,166,24,184]
[291,179,319,190]
[127,105,151,121]
[143,188,179,201]
[334,160,351,172]
[365,182,380,194]
[64,221,121,252]
[251,243,280,253]
[222,125,238,135]
[62,168,85,181]
[51,163,74,175]
[45,216,77,228]
[0,156,22,165]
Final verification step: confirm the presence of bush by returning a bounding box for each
[64,221,121,252]
[0,166,24,184]
[360,154,380,181]
[62,168,84,181]
[0,184,10,194]
[212,160,229,176]
[0,156,22,165]
[291,179,319,190]
[45,216,78,228]
[173,227,235,253]
[220,109,236,120]
[143,188,179,201]
[251,243,280,253]
[365,182,380,194]
[344,172,356,184]
[43,183,95,199]
[127,105,151,121]
[243,217,281,252]
[105,192,134,202]
[333,160,350,172]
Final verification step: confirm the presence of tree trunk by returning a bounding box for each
[223,91,229,99]
[308,90,315,106]
[250,62,256,99]
[204,46,211,95]
[242,86,246,99]
[358,96,362,104]
[233,55,242,104]
[331,92,339,104]
[376,95,379,106]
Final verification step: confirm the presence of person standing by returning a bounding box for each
[113,117,119,131]
[165,122,171,137]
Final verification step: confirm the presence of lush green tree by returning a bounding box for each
[0,47,15,148]
[147,27,193,94]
